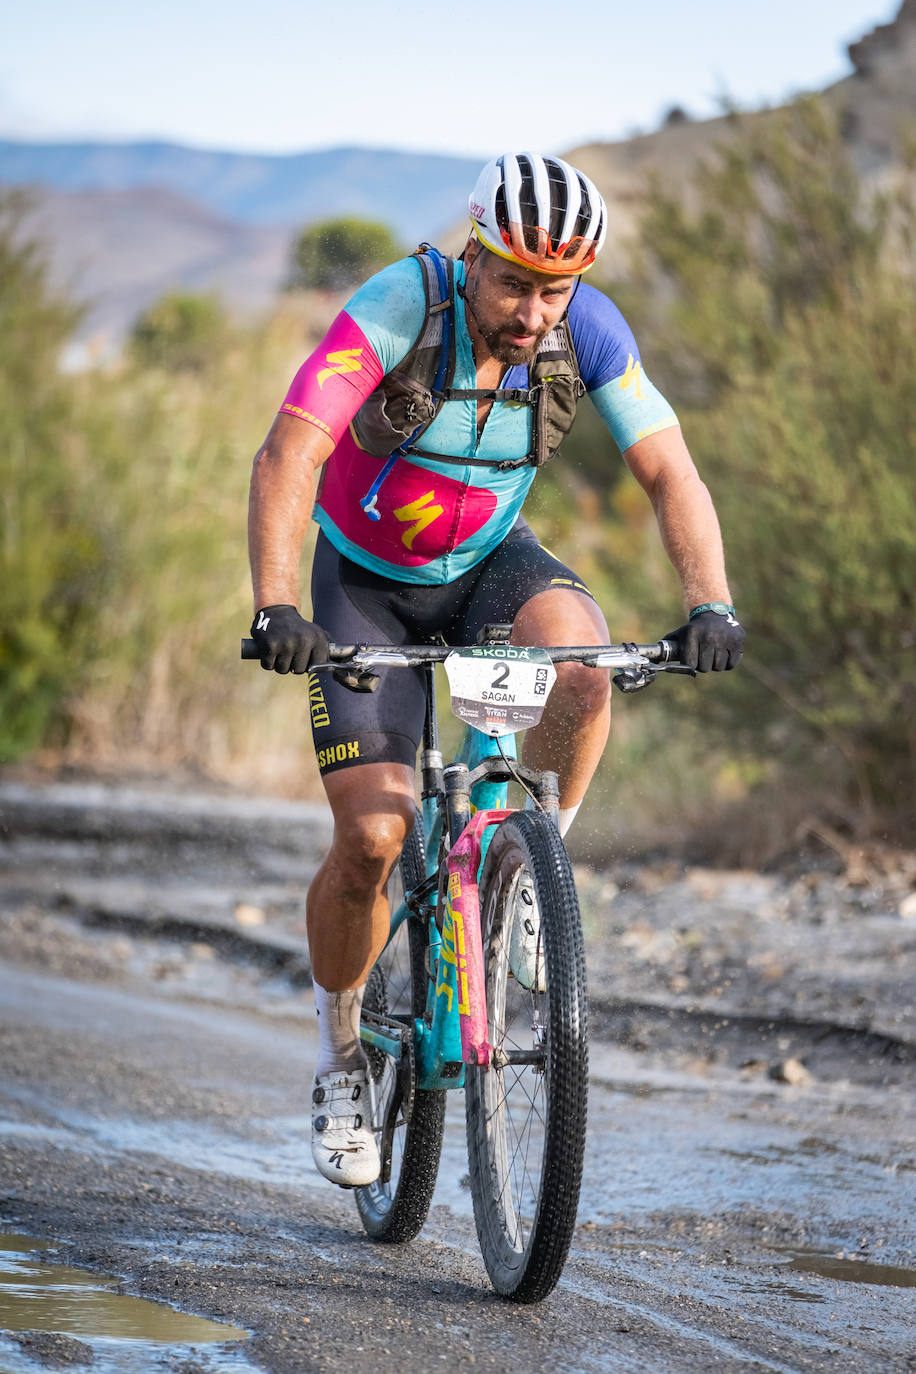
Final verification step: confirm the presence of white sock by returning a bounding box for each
[558,804,581,838]
[525,794,581,838]
[313,981,367,1077]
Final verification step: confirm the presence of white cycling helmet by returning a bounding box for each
[468,152,607,276]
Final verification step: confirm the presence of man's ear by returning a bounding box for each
[463,236,480,268]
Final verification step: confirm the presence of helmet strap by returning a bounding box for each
[561,275,581,321]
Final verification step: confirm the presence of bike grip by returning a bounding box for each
[240,638,357,663]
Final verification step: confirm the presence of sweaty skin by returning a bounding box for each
[248,244,734,991]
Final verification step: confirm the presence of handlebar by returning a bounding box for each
[240,639,681,669]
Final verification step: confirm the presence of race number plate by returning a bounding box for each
[444,647,557,737]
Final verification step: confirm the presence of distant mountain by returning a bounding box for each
[0,141,481,238]
[3,1,913,362]
[1,143,481,360]
[553,0,916,270]
[18,186,292,361]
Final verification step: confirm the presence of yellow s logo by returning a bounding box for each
[317,349,363,388]
[392,492,444,550]
[618,354,644,400]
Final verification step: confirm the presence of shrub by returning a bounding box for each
[287,217,402,292]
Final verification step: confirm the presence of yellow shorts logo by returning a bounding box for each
[316,740,360,769]
[317,349,363,388]
[308,674,330,728]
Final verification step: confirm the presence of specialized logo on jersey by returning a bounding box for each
[317,348,364,388]
[393,492,445,550]
[618,354,644,400]
[317,432,499,568]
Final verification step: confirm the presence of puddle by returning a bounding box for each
[0,1234,255,1373]
[781,1247,916,1288]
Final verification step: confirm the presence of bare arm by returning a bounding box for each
[622,426,733,612]
[248,413,336,612]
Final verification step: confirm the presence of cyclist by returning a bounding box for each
[248,152,744,1188]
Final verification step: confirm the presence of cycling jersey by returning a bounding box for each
[281,256,678,585]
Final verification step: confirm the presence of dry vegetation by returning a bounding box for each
[2,98,914,860]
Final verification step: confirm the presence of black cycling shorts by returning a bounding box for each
[308,520,595,776]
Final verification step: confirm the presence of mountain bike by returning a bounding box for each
[243,627,686,1301]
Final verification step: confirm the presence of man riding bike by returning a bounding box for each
[248,152,744,1188]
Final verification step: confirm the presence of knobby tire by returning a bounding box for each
[465,811,588,1302]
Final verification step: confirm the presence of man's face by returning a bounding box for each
[463,241,576,366]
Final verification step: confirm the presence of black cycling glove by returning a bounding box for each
[666,604,745,672]
[250,604,330,675]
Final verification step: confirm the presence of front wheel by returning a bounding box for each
[355,818,445,1242]
[465,811,588,1302]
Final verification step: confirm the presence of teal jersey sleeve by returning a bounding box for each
[342,256,426,376]
[589,365,680,453]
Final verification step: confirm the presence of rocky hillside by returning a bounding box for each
[549,0,916,269]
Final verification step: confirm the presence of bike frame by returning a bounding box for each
[240,632,677,1097]
[359,695,519,1092]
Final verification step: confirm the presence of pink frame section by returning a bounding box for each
[441,809,512,1069]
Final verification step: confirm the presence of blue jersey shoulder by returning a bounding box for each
[567,283,641,391]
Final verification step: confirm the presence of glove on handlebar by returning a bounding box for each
[666,609,745,672]
[250,604,330,675]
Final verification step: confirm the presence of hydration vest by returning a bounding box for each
[351,245,586,475]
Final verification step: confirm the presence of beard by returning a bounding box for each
[475,319,549,367]
[462,275,550,366]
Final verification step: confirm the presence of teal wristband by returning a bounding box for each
[689,601,735,620]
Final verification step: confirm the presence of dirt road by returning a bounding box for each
[0,780,914,1373]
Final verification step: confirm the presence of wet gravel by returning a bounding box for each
[0,779,914,1373]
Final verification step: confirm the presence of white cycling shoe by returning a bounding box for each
[311,1068,380,1188]
[508,872,547,993]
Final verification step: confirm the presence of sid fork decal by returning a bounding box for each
[438,809,511,1068]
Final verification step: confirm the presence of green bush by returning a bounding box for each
[130,291,230,373]
[582,100,916,842]
[0,193,95,757]
[0,201,320,783]
[287,217,402,292]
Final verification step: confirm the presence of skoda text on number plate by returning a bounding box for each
[444,647,557,737]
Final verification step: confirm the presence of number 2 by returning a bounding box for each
[492,664,510,689]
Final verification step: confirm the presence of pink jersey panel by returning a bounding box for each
[280,311,383,443]
[318,431,498,568]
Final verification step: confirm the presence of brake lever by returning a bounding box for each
[332,666,381,693]
[612,666,657,693]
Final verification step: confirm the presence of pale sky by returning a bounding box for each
[1,1,900,159]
